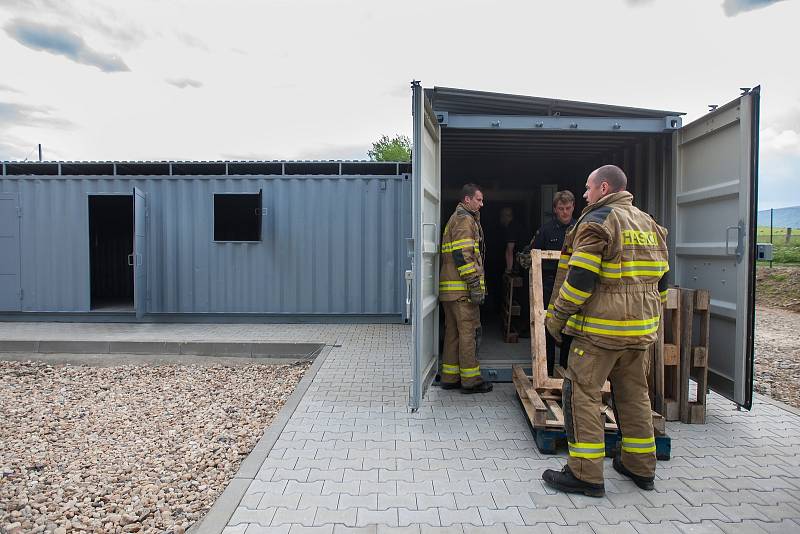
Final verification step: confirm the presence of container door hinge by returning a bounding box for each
[17,206,22,217]
[18,289,23,300]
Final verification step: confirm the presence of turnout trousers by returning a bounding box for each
[563,337,656,484]
[441,298,483,388]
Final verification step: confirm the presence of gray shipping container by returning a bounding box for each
[408,84,759,411]
[0,161,411,321]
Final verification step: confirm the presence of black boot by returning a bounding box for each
[439,381,460,390]
[542,465,605,497]
[613,454,655,490]
[460,382,493,394]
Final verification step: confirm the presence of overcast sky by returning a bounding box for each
[1,0,797,209]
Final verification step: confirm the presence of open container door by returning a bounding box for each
[133,187,147,319]
[409,81,442,411]
[672,87,759,408]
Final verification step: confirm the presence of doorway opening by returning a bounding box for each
[439,129,671,380]
[89,195,134,311]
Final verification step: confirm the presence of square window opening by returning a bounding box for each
[214,191,262,242]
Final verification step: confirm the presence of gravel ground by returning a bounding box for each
[755,305,800,409]
[0,360,309,534]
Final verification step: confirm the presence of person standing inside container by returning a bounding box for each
[528,190,576,374]
[438,184,493,394]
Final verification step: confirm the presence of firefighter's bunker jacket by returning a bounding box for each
[547,191,670,350]
[439,203,486,301]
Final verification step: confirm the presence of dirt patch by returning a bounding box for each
[756,265,800,311]
[755,305,800,409]
[0,361,309,534]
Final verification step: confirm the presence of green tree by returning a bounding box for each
[368,134,411,162]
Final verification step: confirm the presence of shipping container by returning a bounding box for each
[0,161,411,322]
[409,84,759,410]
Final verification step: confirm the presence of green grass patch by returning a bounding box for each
[757,227,800,264]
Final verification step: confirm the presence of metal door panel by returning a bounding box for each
[0,193,21,311]
[673,87,759,408]
[409,81,441,411]
[134,187,147,319]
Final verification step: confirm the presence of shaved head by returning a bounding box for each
[584,165,628,204]
[593,165,627,192]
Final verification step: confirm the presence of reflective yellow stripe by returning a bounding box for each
[442,364,460,375]
[457,262,475,273]
[659,290,668,303]
[564,280,591,299]
[566,314,660,337]
[439,280,486,291]
[600,260,669,278]
[568,441,606,459]
[460,366,481,378]
[568,254,601,274]
[622,436,656,453]
[558,254,571,270]
[559,286,585,306]
[441,239,476,253]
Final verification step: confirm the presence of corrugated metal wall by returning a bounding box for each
[0,173,411,316]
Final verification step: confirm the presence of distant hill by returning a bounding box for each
[758,206,800,228]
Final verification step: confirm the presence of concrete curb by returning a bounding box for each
[0,339,321,359]
[188,344,332,534]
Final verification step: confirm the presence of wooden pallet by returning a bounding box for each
[680,288,710,424]
[514,366,666,436]
[514,249,670,456]
[516,396,672,460]
[654,288,681,420]
[502,273,523,343]
[649,287,710,423]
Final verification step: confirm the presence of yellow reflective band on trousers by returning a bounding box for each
[442,363,460,375]
[559,280,592,305]
[460,366,481,378]
[660,290,668,303]
[439,279,486,291]
[621,436,656,454]
[568,441,606,459]
[566,314,660,337]
[568,252,602,274]
[457,262,476,275]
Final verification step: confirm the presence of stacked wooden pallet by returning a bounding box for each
[512,249,671,459]
[501,272,523,343]
[650,287,710,424]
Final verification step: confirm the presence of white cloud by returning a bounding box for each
[166,77,203,89]
[762,127,800,155]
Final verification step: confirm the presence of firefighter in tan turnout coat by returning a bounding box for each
[438,184,493,394]
[543,165,670,497]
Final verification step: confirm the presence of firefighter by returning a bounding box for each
[438,183,493,394]
[542,165,669,497]
[527,190,576,373]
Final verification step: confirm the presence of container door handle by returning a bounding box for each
[725,224,743,263]
[127,253,134,266]
[404,269,413,323]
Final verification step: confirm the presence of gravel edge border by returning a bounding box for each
[187,344,332,534]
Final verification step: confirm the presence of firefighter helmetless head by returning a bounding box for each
[584,165,628,205]
[460,183,484,213]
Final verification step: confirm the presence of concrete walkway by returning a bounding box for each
[2,322,800,533]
